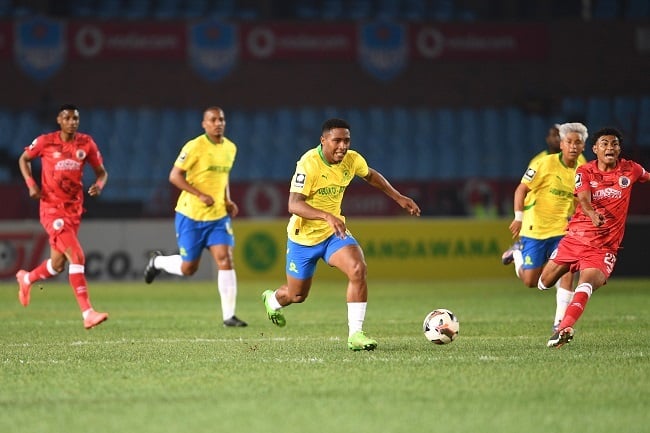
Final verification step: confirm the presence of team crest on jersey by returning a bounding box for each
[575,173,582,188]
[76,149,86,160]
[52,218,64,231]
[618,176,630,188]
[523,168,536,181]
[293,173,306,189]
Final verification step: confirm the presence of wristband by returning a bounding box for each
[95,179,105,190]
[514,211,524,222]
[25,177,37,188]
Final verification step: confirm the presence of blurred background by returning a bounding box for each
[1,0,650,220]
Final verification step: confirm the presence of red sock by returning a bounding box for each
[558,291,589,330]
[28,259,58,283]
[69,269,92,312]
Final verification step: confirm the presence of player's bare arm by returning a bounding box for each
[18,151,41,200]
[88,164,108,197]
[363,168,421,216]
[576,189,604,227]
[224,184,238,217]
[169,165,214,206]
[509,183,530,237]
[288,192,347,238]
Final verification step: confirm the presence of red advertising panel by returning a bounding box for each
[240,22,356,60]
[0,21,11,59]
[410,23,549,60]
[67,21,186,60]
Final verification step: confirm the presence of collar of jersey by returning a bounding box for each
[317,144,331,166]
[204,134,222,145]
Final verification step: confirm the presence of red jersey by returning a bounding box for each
[25,131,103,217]
[566,159,648,251]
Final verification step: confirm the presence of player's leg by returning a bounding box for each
[553,271,575,331]
[327,238,377,351]
[144,213,200,283]
[206,217,245,327]
[262,239,320,327]
[16,247,64,307]
[58,230,108,329]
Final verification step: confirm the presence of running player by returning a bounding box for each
[16,103,109,329]
[261,118,421,351]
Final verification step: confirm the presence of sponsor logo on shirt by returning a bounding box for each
[54,159,82,171]
[593,187,622,200]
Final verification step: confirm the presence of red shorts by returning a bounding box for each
[550,235,617,279]
[40,207,81,253]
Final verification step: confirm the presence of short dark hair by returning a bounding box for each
[591,127,623,145]
[59,103,78,113]
[322,118,350,134]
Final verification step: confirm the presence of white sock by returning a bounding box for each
[155,254,183,276]
[218,269,237,320]
[266,290,283,310]
[513,250,524,278]
[347,302,367,337]
[46,259,59,276]
[554,287,574,327]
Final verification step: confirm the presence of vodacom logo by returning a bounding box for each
[75,25,104,58]
[247,27,275,58]
[416,27,444,59]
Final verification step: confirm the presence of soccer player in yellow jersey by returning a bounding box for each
[144,107,246,327]
[262,118,421,351]
[502,122,587,331]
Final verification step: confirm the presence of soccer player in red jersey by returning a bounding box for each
[16,104,109,329]
[539,127,650,347]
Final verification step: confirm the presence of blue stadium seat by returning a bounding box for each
[413,135,434,179]
[504,107,527,177]
[586,97,612,130]
[153,0,181,20]
[347,0,372,20]
[561,96,586,120]
[123,0,150,20]
[612,96,638,138]
[402,0,427,21]
[377,0,400,19]
[480,107,503,178]
[321,0,344,20]
[527,114,550,156]
[637,96,650,147]
[457,108,481,178]
[429,0,455,21]
[435,108,457,179]
[625,0,650,18]
[95,0,123,20]
[592,0,620,20]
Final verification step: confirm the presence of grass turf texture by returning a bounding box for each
[2,277,649,433]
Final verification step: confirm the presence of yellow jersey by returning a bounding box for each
[173,134,236,221]
[288,146,369,245]
[520,152,584,239]
[524,150,587,209]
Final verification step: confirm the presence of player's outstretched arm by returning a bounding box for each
[363,168,421,216]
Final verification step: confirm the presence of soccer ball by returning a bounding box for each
[423,309,459,345]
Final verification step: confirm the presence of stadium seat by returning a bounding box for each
[0,110,15,151]
[457,108,481,178]
[561,96,587,121]
[347,0,372,20]
[123,0,150,20]
[435,108,458,179]
[625,0,650,18]
[612,96,638,138]
[153,0,181,20]
[480,107,503,178]
[586,97,613,130]
[591,0,620,20]
[504,107,527,177]
[637,96,650,147]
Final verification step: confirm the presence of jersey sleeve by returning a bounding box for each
[574,164,591,195]
[85,137,104,168]
[24,135,44,157]
[521,157,544,187]
[290,158,315,195]
[352,152,369,178]
[174,141,196,171]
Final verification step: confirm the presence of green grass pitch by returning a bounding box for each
[2,277,649,433]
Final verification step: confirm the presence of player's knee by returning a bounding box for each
[348,260,367,282]
[181,263,199,276]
